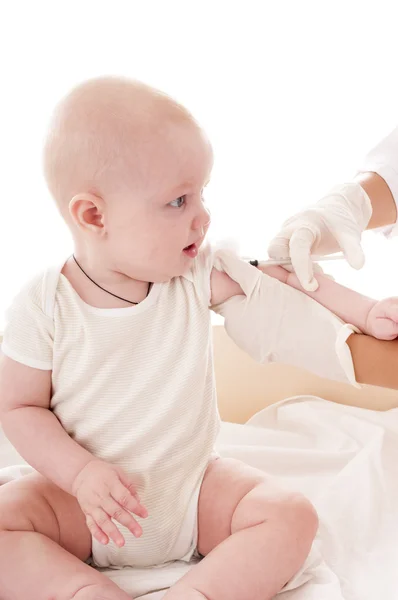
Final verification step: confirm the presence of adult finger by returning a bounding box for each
[289,227,319,291]
[267,234,291,261]
[333,230,365,270]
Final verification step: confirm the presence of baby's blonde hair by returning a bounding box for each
[43,76,196,215]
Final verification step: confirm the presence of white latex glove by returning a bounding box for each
[267,182,372,291]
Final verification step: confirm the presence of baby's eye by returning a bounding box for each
[169,196,186,208]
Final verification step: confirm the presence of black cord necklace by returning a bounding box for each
[72,255,152,306]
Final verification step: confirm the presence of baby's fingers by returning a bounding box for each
[86,515,109,545]
[384,299,398,324]
[91,508,126,547]
[92,508,125,548]
[374,318,398,340]
[112,478,148,519]
[103,497,143,538]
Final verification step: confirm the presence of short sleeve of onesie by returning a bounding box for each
[1,273,54,370]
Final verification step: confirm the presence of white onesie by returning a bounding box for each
[1,247,356,569]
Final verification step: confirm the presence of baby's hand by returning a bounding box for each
[366,298,398,340]
[72,459,148,547]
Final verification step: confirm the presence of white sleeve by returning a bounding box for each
[357,125,398,236]
[211,250,359,386]
[1,274,54,370]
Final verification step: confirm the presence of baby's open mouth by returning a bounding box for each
[183,243,199,258]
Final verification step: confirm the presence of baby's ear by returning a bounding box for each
[69,193,106,234]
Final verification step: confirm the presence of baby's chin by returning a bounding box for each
[158,258,197,282]
[146,266,189,284]
[143,245,204,283]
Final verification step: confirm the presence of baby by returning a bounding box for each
[0,76,396,600]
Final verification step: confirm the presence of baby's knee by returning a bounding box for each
[278,492,319,545]
[234,484,319,547]
[272,491,319,546]
[0,474,59,537]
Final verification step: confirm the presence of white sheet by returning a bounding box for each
[1,395,398,599]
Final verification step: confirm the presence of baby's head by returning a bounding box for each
[43,76,213,282]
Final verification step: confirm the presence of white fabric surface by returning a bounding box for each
[2,395,398,599]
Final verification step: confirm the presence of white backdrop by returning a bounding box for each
[1,0,398,327]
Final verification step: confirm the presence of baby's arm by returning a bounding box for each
[0,354,147,546]
[258,264,398,340]
[257,264,398,389]
[0,355,92,491]
[210,258,398,390]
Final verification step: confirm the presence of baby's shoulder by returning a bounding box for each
[7,264,62,318]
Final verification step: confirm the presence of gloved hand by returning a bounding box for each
[267,182,372,291]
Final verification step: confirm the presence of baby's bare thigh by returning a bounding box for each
[197,457,286,556]
[0,472,91,560]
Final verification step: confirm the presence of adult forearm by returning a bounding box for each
[355,172,397,229]
[348,333,398,389]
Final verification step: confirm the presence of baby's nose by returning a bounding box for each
[193,206,211,232]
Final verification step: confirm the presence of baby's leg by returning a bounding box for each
[0,472,131,600]
[165,458,318,600]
